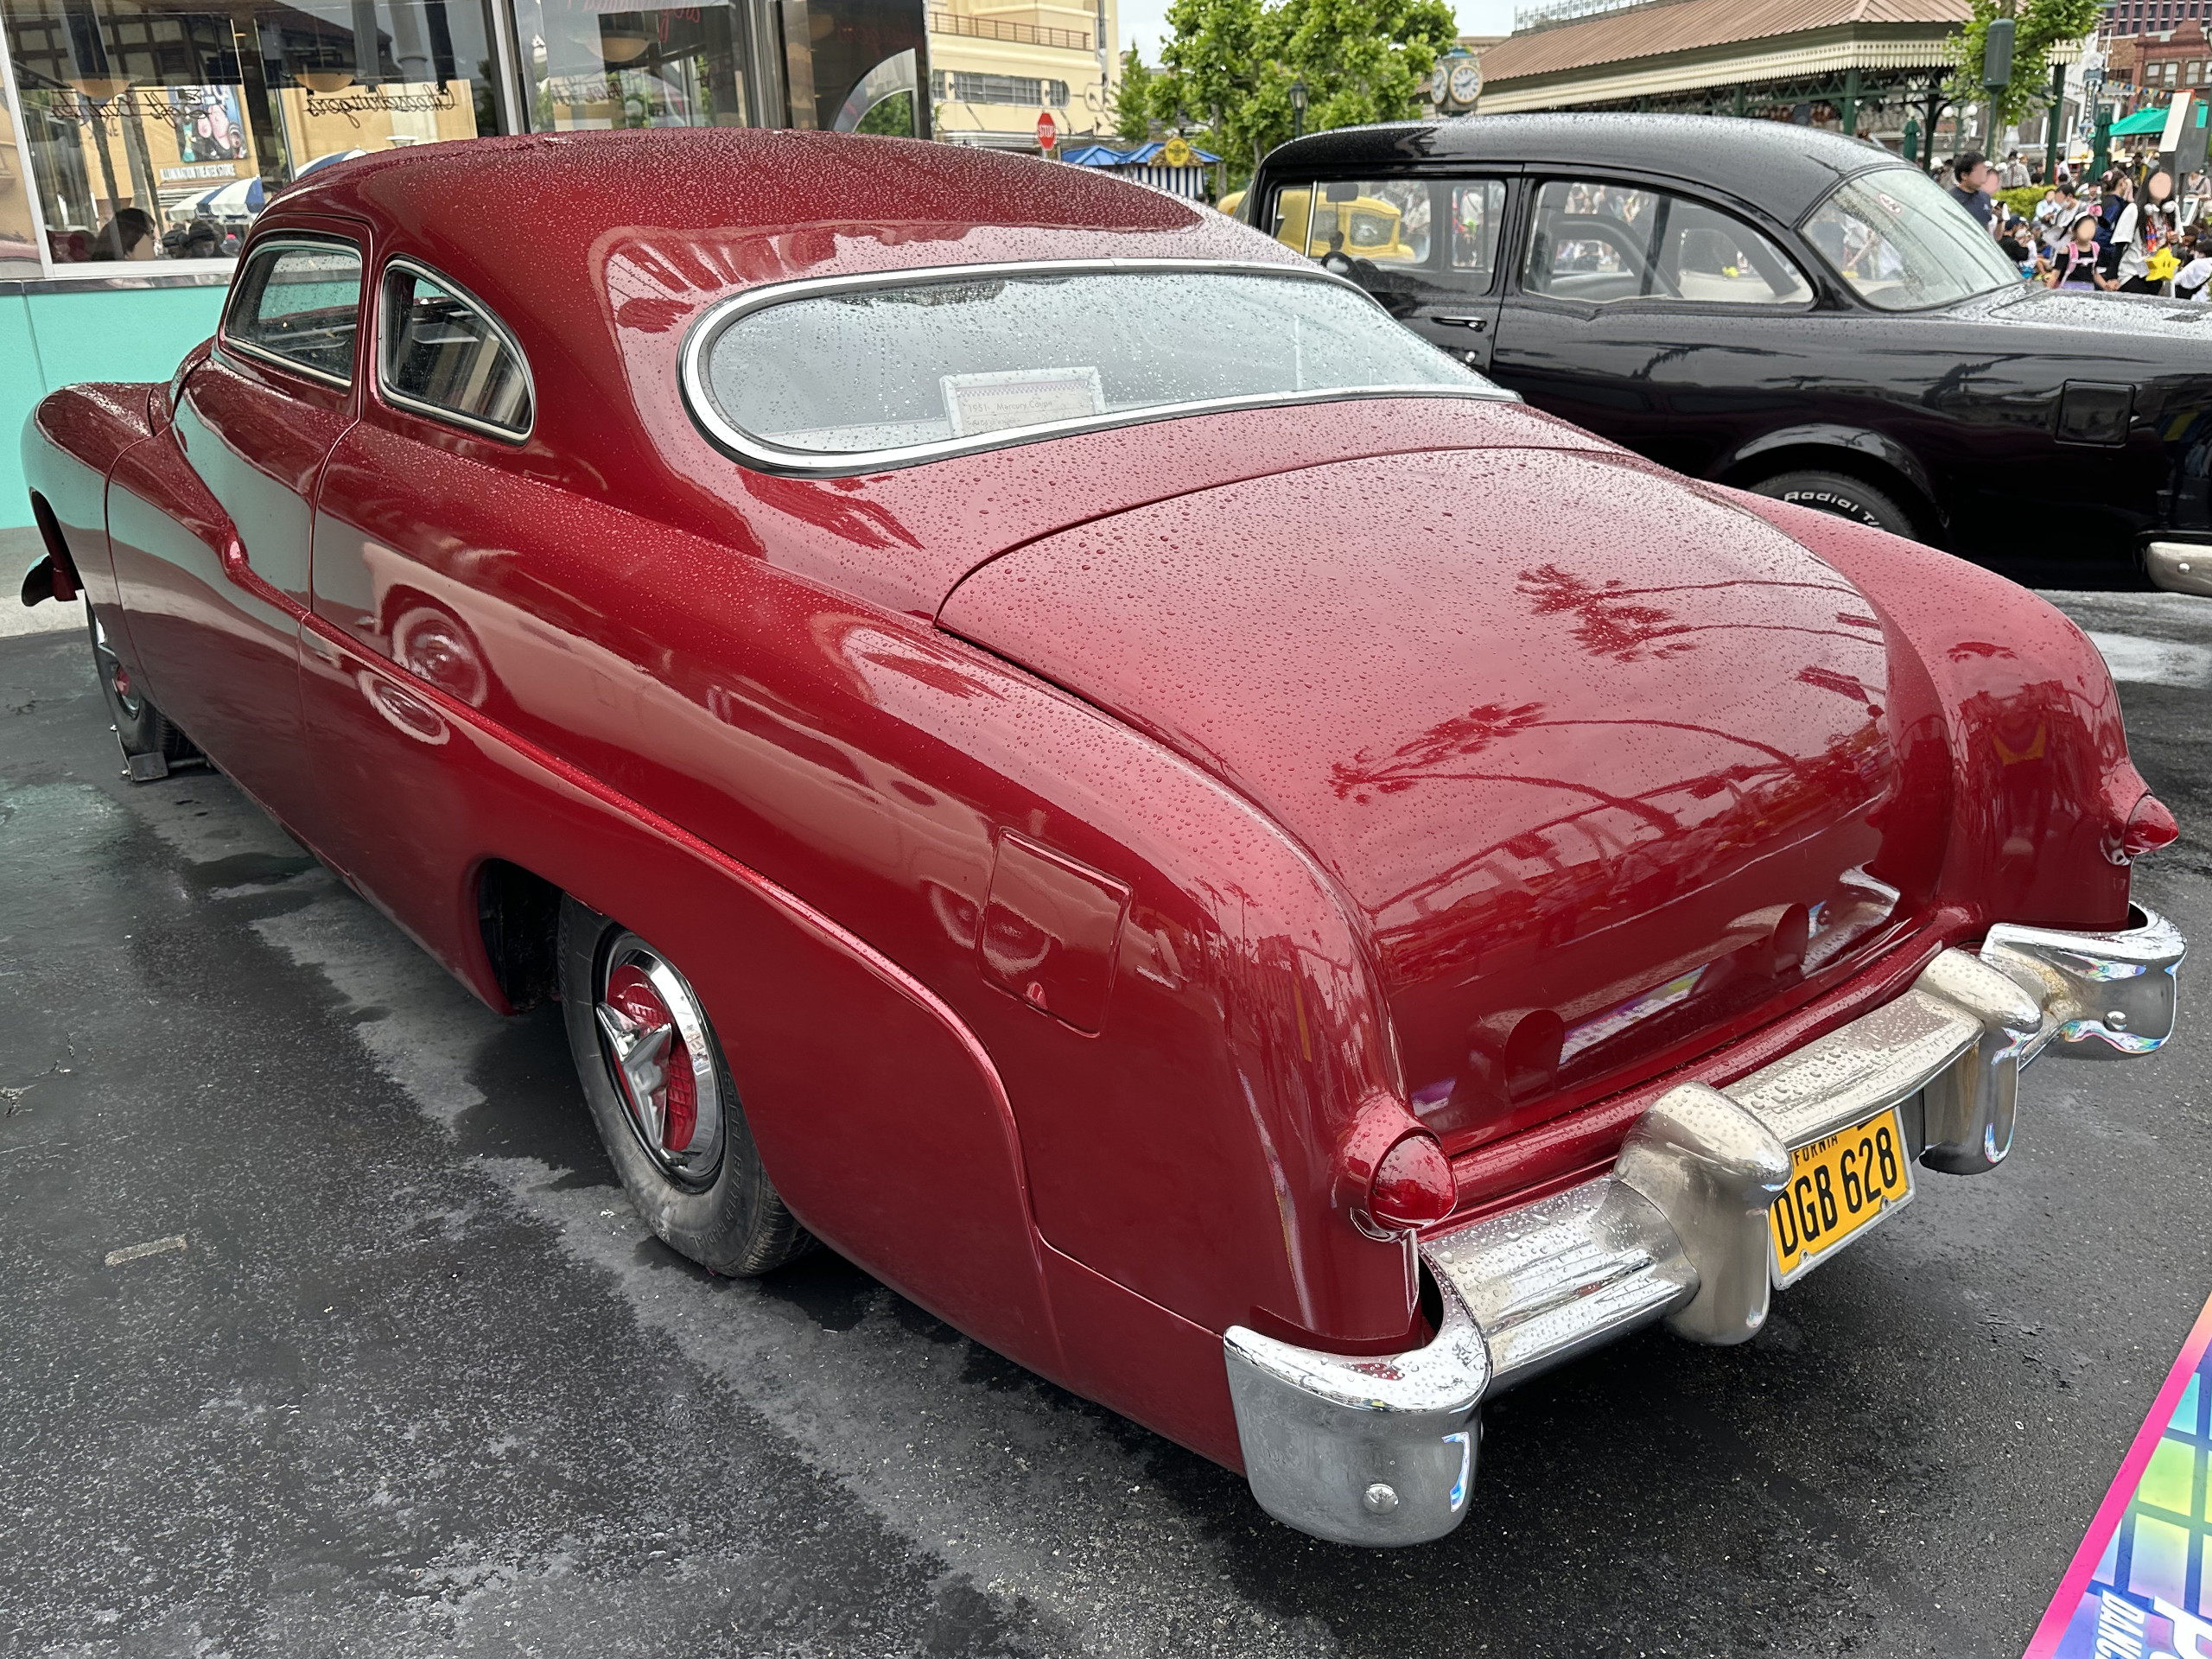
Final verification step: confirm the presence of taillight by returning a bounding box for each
[2123,792,2180,860]
[1369,1134,1457,1230]
[1337,1092,1460,1235]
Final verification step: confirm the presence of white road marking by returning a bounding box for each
[105,1235,187,1267]
[2088,630,2212,689]
[0,598,85,639]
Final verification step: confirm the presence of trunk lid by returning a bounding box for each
[938,446,1930,1148]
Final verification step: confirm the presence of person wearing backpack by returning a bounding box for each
[2048,213,2115,289]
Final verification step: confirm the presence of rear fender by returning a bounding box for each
[1722,489,2133,933]
[1718,423,1944,532]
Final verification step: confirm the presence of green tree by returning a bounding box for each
[855,91,915,136]
[1147,0,1454,186]
[1115,48,1155,141]
[1947,0,2104,129]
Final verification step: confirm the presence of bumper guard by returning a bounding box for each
[1224,906,2185,1545]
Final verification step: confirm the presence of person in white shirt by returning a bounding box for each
[2177,230,2212,299]
[2001,151,2031,189]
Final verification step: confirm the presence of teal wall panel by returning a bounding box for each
[3,283,227,528]
[1,294,43,531]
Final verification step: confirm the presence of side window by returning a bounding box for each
[1446,181,1508,287]
[226,244,363,383]
[1522,181,1812,307]
[1272,179,1435,264]
[1271,177,1507,296]
[380,263,533,438]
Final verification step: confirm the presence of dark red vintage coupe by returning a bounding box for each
[17,130,2188,1546]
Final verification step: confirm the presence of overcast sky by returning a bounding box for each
[1116,0,1516,67]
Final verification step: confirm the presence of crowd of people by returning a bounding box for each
[1944,147,2212,297]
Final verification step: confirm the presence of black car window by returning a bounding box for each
[1269,178,1507,296]
[225,242,362,384]
[1523,181,1812,307]
[1802,169,2023,311]
[380,261,533,438]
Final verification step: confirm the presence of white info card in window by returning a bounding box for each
[940,366,1104,436]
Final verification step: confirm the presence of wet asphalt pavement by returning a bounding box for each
[3,588,2212,1659]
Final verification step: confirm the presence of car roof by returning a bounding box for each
[1262,114,1913,224]
[263,127,1281,312]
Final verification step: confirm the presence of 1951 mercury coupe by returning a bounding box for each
[16,129,2189,1546]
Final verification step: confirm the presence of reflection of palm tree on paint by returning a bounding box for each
[1516,563,1877,664]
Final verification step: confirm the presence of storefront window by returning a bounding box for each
[0,0,509,267]
[1,92,43,272]
[510,0,923,137]
[513,0,753,130]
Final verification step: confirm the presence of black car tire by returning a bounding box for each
[88,605,199,766]
[1751,470,1918,539]
[556,894,814,1277]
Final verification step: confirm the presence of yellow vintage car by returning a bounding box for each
[1257,187,1423,263]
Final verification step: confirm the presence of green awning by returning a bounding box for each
[2111,105,2177,136]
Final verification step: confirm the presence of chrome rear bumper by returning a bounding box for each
[1224,905,2185,1546]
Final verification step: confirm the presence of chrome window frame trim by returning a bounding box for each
[374,254,537,444]
[217,235,366,391]
[677,256,1518,477]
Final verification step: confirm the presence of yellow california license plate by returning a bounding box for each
[1769,1105,1913,1284]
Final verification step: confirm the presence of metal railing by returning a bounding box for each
[927,10,1091,51]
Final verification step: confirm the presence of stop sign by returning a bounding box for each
[1036,111,1058,149]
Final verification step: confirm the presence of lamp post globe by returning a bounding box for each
[1289,75,1307,138]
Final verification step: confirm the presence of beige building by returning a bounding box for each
[929,0,1117,149]
[1471,0,1971,160]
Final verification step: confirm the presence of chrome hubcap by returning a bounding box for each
[92,613,141,717]
[594,933,724,1186]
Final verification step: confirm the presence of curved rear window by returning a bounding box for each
[683,262,1501,471]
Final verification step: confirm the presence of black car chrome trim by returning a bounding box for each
[678,257,1520,478]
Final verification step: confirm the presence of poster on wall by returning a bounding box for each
[168,86,248,163]
[2025,1290,2212,1659]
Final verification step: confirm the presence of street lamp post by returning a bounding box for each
[1290,76,1307,139]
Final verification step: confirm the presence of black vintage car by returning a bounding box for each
[1247,114,2212,591]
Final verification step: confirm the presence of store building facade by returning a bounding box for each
[1472,0,1969,156]
[0,0,928,524]
[926,0,1114,149]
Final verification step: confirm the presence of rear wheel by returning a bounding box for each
[88,607,199,776]
[557,895,813,1275]
[1749,469,1918,539]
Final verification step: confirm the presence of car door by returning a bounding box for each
[1262,174,1513,372]
[1484,176,1818,475]
[300,253,540,950]
[105,231,364,832]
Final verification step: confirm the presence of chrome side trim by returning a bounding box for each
[677,256,1520,478]
[1225,907,2184,1545]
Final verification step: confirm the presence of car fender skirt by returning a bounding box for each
[1223,911,2184,1545]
